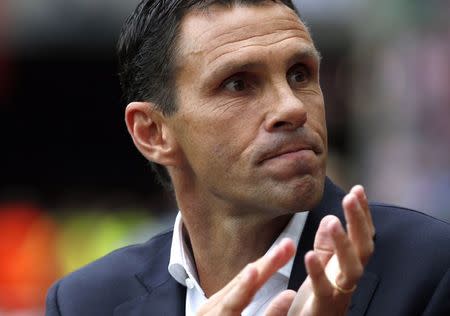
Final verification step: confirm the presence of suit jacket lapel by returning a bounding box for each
[288,178,379,315]
[113,278,186,316]
[114,233,186,316]
[114,278,186,316]
[347,272,379,316]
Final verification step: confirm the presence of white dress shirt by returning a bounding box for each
[168,211,309,316]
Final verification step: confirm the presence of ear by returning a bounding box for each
[125,102,178,167]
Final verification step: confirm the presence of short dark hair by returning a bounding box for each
[118,0,299,189]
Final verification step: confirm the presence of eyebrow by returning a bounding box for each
[204,46,322,83]
[292,47,322,64]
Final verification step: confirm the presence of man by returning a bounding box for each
[46,1,450,315]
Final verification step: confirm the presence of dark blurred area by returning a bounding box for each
[1,54,170,206]
[0,0,449,314]
[1,0,169,208]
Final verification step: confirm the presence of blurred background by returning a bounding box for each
[0,0,449,314]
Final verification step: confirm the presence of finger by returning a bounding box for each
[307,251,354,316]
[329,218,363,290]
[342,193,374,264]
[253,238,296,288]
[285,252,328,316]
[211,239,295,315]
[305,250,334,299]
[218,265,259,315]
[205,266,249,306]
[313,215,337,264]
[351,185,375,237]
[265,290,296,316]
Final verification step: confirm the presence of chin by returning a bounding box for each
[268,172,326,213]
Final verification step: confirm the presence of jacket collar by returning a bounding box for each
[114,231,186,316]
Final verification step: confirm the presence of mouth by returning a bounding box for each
[258,144,320,165]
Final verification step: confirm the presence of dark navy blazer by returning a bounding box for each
[46,179,450,315]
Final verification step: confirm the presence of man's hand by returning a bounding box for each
[268,185,375,316]
[197,185,375,316]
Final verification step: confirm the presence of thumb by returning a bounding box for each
[265,290,297,316]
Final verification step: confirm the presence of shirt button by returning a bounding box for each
[185,278,195,289]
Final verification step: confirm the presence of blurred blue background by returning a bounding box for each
[0,0,449,314]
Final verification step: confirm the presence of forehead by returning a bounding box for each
[177,3,315,69]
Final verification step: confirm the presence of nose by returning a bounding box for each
[264,89,307,132]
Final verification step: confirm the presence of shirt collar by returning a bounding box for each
[168,211,309,287]
[168,212,199,287]
[267,211,308,278]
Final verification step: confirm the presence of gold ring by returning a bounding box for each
[330,278,357,294]
[325,256,357,294]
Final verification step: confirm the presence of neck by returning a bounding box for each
[177,196,292,297]
[169,167,297,297]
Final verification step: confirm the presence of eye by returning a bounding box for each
[287,64,310,86]
[222,75,248,92]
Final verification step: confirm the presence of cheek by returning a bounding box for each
[175,110,254,171]
[209,118,255,163]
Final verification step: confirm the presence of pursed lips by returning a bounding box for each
[258,143,321,164]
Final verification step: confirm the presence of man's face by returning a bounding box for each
[167,3,327,213]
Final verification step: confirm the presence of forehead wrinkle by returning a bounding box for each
[180,5,309,55]
[206,32,309,67]
[195,17,307,50]
[186,1,303,45]
[196,20,309,57]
